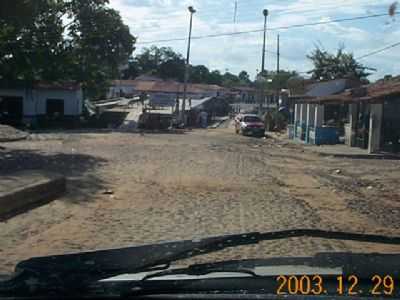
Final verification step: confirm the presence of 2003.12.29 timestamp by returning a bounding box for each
[276,275,396,296]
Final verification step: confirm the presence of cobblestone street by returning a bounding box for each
[1,125,400,273]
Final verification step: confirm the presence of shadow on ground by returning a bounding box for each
[28,128,187,136]
[0,149,108,206]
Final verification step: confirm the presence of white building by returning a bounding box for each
[0,82,83,127]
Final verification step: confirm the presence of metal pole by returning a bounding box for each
[261,9,268,73]
[181,6,196,125]
[276,34,280,107]
[277,34,280,74]
[233,1,238,24]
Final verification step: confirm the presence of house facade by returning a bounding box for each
[289,79,360,145]
[289,78,400,154]
[0,82,83,127]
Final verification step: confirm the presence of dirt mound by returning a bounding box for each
[0,124,29,142]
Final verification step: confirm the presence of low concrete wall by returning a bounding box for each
[0,172,66,219]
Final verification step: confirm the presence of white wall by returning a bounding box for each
[35,89,82,116]
[0,88,82,116]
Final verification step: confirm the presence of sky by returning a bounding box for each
[108,0,400,81]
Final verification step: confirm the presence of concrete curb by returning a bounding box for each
[268,132,400,160]
[0,173,66,220]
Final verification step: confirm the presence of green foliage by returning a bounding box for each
[0,0,136,100]
[264,108,287,131]
[264,70,298,91]
[190,65,210,83]
[66,0,135,99]
[221,72,240,87]
[287,75,307,94]
[123,46,185,81]
[307,46,370,81]
[255,70,300,94]
[238,71,251,85]
[0,0,66,82]
[123,46,252,87]
[206,70,223,85]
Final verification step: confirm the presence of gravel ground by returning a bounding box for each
[0,124,400,273]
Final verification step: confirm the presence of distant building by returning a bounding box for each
[0,81,83,128]
[108,80,137,99]
[231,86,256,103]
[107,76,228,105]
[180,96,231,127]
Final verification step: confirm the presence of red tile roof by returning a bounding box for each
[0,80,81,91]
[115,78,227,94]
[231,86,256,92]
[296,80,400,104]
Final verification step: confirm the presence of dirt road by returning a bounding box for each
[1,125,400,272]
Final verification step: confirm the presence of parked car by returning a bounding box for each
[235,114,265,137]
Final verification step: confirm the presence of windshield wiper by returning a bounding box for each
[1,229,400,297]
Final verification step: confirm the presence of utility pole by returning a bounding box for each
[277,34,280,74]
[233,0,238,25]
[260,9,269,115]
[276,34,281,108]
[181,6,196,125]
[261,9,269,73]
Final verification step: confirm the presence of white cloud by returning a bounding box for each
[108,0,400,80]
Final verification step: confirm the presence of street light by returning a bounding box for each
[180,6,196,125]
[261,9,269,73]
[258,8,269,115]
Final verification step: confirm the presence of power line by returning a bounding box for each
[356,41,400,59]
[136,13,391,45]
[75,2,370,36]
[233,0,238,25]
[128,0,393,37]
[58,2,372,36]
[129,0,384,30]
[296,41,400,75]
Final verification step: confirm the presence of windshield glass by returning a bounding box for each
[244,116,262,123]
[1,0,400,296]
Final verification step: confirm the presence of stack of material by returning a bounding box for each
[0,125,29,142]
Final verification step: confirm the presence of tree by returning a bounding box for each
[123,46,185,81]
[287,75,307,94]
[264,70,299,91]
[122,57,140,79]
[66,0,136,98]
[0,0,136,100]
[389,2,397,17]
[190,65,210,83]
[158,56,185,81]
[221,72,240,87]
[238,71,251,85]
[206,70,223,85]
[0,0,66,82]
[123,46,255,87]
[307,46,370,81]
